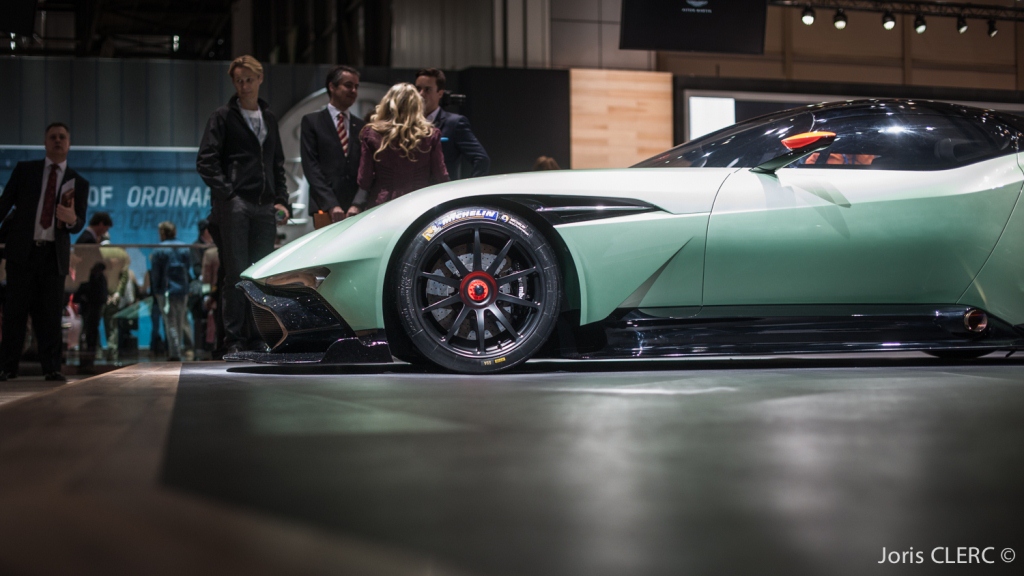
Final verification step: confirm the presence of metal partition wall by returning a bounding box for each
[0,58,434,147]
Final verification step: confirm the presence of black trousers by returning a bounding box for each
[1,243,65,374]
[216,196,276,348]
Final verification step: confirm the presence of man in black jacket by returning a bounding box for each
[415,68,490,180]
[0,122,89,381]
[196,55,290,355]
[301,65,366,223]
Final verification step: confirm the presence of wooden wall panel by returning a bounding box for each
[570,69,672,169]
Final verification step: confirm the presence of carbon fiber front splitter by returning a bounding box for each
[223,331,393,364]
[233,279,393,364]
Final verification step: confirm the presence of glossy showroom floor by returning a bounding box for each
[1,355,1022,576]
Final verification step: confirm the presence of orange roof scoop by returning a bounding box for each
[782,131,837,150]
[751,131,838,175]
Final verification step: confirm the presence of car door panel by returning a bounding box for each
[703,155,1023,306]
[958,151,1024,325]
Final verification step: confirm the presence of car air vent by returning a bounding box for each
[251,305,285,349]
[508,195,659,225]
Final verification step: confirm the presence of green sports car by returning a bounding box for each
[238,99,1024,372]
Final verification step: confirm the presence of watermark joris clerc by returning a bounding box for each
[878,546,1015,564]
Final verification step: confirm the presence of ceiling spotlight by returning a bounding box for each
[914,14,927,34]
[988,20,998,38]
[882,11,896,31]
[957,15,967,34]
[833,9,847,30]
[801,6,815,26]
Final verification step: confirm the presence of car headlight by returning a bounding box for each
[262,266,331,290]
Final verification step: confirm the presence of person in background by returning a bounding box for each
[414,68,489,180]
[0,122,88,382]
[149,221,192,362]
[196,55,290,356]
[72,212,113,369]
[301,65,366,223]
[357,83,449,208]
[75,212,112,245]
[142,269,164,357]
[533,156,560,171]
[200,233,221,359]
[100,246,136,363]
[203,206,227,359]
[74,261,106,372]
[189,220,214,360]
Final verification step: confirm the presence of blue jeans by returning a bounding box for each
[155,293,189,359]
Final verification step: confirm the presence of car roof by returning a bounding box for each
[749,98,1005,123]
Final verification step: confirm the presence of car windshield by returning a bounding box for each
[633,108,814,169]
[634,101,1020,171]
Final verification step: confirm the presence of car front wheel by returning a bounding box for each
[395,207,561,373]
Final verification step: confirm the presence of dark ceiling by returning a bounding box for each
[4,0,235,59]
[2,0,387,66]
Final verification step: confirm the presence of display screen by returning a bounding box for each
[620,0,767,55]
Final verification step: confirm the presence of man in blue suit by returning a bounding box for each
[0,122,89,381]
[415,68,490,180]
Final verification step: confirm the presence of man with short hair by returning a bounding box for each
[149,221,192,362]
[196,55,290,355]
[76,211,112,244]
[301,65,367,223]
[415,68,490,180]
[0,122,89,382]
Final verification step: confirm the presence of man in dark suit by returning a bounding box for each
[301,65,366,223]
[75,211,112,244]
[0,122,89,382]
[415,68,490,180]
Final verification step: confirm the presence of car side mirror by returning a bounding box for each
[751,131,837,175]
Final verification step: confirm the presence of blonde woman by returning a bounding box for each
[357,83,449,207]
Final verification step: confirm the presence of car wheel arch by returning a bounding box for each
[380,197,583,363]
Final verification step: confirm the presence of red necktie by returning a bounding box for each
[40,165,58,230]
[337,113,349,155]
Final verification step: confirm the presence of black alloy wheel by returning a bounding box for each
[395,207,561,373]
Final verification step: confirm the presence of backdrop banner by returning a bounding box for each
[1,146,210,246]
[1,146,211,351]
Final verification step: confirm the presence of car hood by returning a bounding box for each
[250,167,732,276]
[247,167,732,278]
